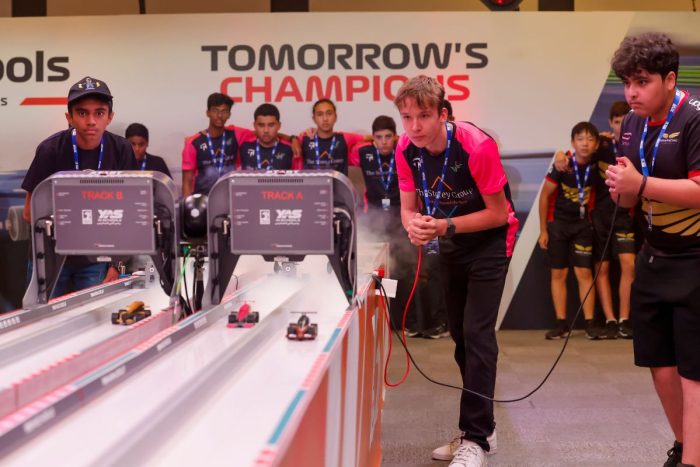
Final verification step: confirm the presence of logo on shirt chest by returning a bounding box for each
[620,132,633,147]
[365,153,374,162]
[660,131,680,144]
[247,148,255,157]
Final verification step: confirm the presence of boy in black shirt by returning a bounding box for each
[21,76,137,295]
[239,104,296,170]
[554,102,637,339]
[539,122,600,340]
[125,123,172,178]
[606,33,700,467]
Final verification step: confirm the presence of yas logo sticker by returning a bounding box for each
[97,209,124,226]
[275,209,303,226]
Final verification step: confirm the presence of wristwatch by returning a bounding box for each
[444,217,456,239]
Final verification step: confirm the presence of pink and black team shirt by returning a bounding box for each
[396,121,519,257]
[300,132,364,176]
[182,125,253,194]
[238,137,298,171]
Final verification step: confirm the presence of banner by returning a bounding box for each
[0,11,637,172]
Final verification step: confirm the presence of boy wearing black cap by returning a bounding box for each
[125,123,172,177]
[22,76,137,295]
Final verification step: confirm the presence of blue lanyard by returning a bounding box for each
[140,155,147,171]
[205,129,226,174]
[314,134,336,169]
[639,89,682,230]
[256,139,279,170]
[376,148,395,195]
[419,123,452,216]
[71,128,103,171]
[572,153,591,207]
[639,88,682,178]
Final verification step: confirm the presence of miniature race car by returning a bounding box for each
[286,312,318,341]
[111,301,151,325]
[227,303,260,328]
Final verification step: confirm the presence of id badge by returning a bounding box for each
[424,238,440,255]
[579,205,585,219]
[381,197,391,210]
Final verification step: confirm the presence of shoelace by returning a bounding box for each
[447,436,463,453]
[453,443,483,463]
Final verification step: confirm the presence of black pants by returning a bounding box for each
[440,239,509,452]
[632,245,700,380]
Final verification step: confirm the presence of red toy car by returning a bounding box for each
[286,313,318,340]
[227,303,260,328]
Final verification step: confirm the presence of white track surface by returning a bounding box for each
[2,255,351,466]
[0,286,168,386]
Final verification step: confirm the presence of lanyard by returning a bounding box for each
[572,153,591,217]
[376,148,395,195]
[71,128,103,171]
[140,155,147,171]
[639,88,682,230]
[419,123,452,216]
[612,139,618,157]
[639,88,682,178]
[256,139,279,170]
[314,133,336,169]
[205,129,226,174]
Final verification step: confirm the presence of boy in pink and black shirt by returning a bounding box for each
[395,76,517,465]
[300,99,365,176]
[181,93,253,196]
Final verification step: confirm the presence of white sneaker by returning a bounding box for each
[449,440,486,467]
[431,430,497,460]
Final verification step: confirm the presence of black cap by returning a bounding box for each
[67,76,113,104]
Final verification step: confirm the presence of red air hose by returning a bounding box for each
[383,246,422,387]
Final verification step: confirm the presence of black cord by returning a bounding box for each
[182,257,193,317]
[376,200,620,403]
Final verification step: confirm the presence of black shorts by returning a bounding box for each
[632,245,700,381]
[592,207,636,261]
[547,218,593,269]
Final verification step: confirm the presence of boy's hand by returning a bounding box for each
[305,127,317,138]
[538,231,549,250]
[553,151,571,173]
[407,213,443,246]
[606,157,642,196]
